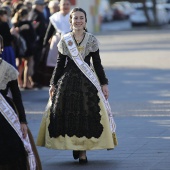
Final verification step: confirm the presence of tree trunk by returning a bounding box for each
[142,0,152,26]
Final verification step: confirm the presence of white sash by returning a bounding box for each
[0,93,36,170]
[63,33,116,133]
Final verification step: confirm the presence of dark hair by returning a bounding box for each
[69,7,87,32]
[0,35,4,54]
[17,7,28,21]
[0,7,7,16]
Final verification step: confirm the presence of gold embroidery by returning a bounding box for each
[77,46,84,53]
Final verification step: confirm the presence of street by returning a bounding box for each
[21,28,170,170]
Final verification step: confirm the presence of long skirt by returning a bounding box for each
[0,46,16,68]
[0,97,42,170]
[37,65,118,150]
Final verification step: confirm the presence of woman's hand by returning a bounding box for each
[101,84,109,100]
[20,123,28,139]
[49,85,55,99]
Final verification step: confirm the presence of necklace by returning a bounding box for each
[73,32,85,44]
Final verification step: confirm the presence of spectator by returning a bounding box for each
[29,0,47,87]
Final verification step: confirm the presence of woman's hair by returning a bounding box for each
[0,35,4,54]
[0,7,7,17]
[17,7,28,20]
[69,7,87,32]
[12,7,28,23]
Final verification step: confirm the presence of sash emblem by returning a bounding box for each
[68,40,73,46]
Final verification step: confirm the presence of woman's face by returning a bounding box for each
[60,1,70,15]
[71,11,86,31]
[0,14,8,22]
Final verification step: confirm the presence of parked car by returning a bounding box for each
[112,1,135,20]
[130,2,169,26]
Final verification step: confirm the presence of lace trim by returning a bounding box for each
[57,32,99,59]
[0,59,18,90]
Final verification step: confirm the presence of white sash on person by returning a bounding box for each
[63,33,116,133]
[0,93,36,170]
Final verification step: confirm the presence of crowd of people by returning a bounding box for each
[0,0,62,89]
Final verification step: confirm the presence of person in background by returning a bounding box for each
[48,0,59,15]
[37,7,117,164]
[13,7,36,89]
[29,0,47,88]
[0,7,17,68]
[40,0,70,86]
[43,0,51,27]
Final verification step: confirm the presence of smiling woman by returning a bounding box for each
[37,7,117,165]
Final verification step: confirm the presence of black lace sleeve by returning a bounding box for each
[8,80,27,124]
[50,52,67,86]
[91,49,108,85]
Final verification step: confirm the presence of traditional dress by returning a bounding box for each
[0,59,42,170]
[37,32,117,150]
[46,11,70,67]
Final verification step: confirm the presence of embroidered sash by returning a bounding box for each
[63,33,116,133]
[0,93,36,170]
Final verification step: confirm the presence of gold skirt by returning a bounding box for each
[36,96,118,150]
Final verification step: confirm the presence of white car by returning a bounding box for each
[130,3,169,26]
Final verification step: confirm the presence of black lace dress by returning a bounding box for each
[0,80,27,169]
[49,33,108,139]
[37,32,116,150]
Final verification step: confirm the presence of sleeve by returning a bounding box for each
[90,34,99,52]
[91,49,108,85]
[8,80,27,123]
[50,52,67,86]
[43,22,56,46]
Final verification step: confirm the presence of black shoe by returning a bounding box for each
[79,157,88,164]
[73,150,80,160]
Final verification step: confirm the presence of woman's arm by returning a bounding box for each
[8,80,27,123]
[91,49,108,85]
[50,52,67,86]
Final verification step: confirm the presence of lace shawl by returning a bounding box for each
[0,59,18,90]
[58,32,99,59]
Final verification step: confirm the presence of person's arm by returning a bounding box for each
[8,80,27,123]
[91,50,109,99]
[49,52,66,98]
[43,22,56,46]
[50,52,67,86]
[91,49,108,85]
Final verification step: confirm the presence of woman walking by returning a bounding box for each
[37,7,117,164]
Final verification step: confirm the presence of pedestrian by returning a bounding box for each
[37,7,118,164]
[40,0,71,86]
[0,7,16,68]
[29,0,47,88]
[13,7,36,89]
[0,36,42,170]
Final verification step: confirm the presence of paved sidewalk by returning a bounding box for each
[22,30,170,170]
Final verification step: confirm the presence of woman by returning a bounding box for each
[0,36,41,170]
[41,0,71,86]
[0,7,16,68]
[13,7,36,89]
[37,8,117,164]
